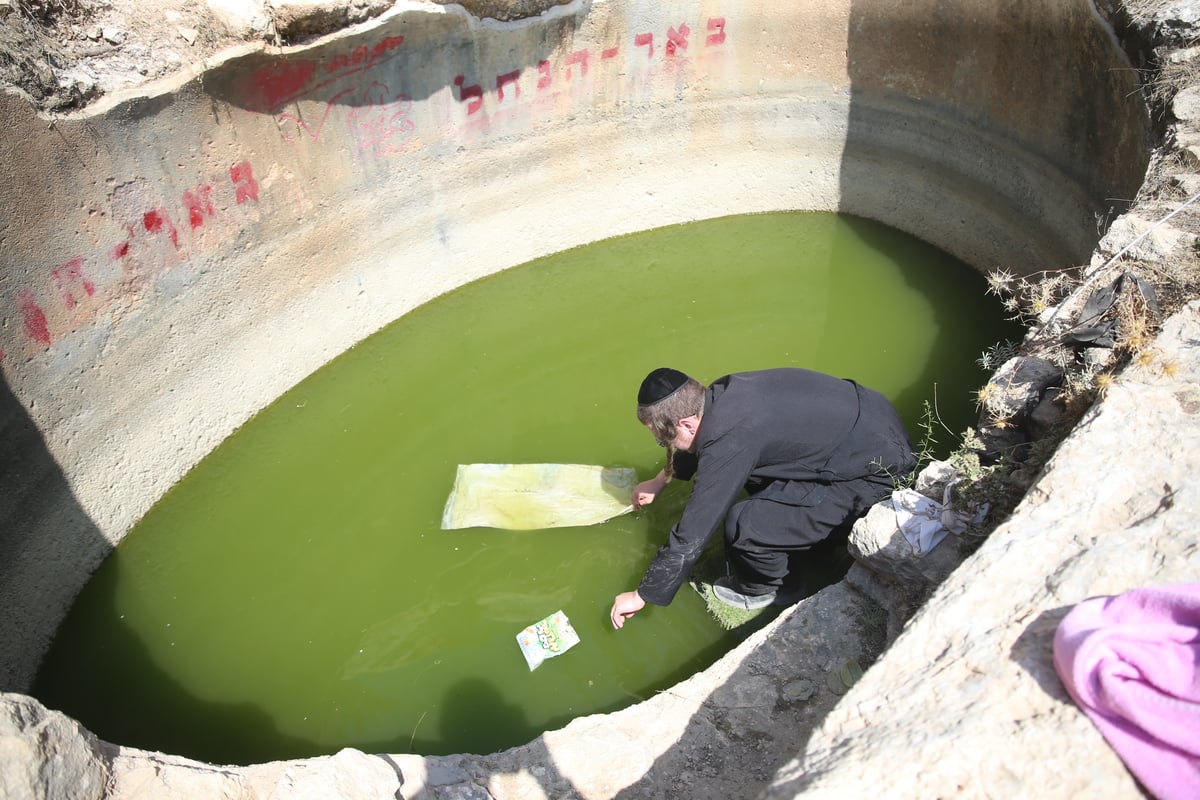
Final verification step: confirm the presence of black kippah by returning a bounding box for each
[638,367,689,405]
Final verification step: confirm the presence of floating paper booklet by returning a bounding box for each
[516,610,580,671]
[440,463,637,530]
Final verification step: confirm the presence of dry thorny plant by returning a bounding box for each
[886,37,1200,542]
[8,0,91,24]
[937,242,1196,546]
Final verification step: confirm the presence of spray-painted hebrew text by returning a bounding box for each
[2,161,262,358]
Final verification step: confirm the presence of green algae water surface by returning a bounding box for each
[35,212,1019,764]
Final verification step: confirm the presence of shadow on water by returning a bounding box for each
[32,545,322,765]
[438,678,540,757]
[832,214,1024,449]
[0,372,109,694]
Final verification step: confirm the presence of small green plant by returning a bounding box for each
[976,339,1019,371]
[873,392,950,490]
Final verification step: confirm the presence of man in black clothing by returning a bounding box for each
[610,367,916,629]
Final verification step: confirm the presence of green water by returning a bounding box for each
[34,212,1018,764]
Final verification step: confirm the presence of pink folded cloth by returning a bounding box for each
[1053,584,1200,800]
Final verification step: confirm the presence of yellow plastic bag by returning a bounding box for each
[440,463,636,530]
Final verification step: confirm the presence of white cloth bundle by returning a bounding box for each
[441,463,637,530]
[891,485,989,556]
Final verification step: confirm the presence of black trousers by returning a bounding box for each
[722,476,892,595]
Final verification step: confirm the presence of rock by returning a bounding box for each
[782,679,817,701]
[158,49,184,69]
[1096,213,1197,265]
[206,0,273,38]
[431,0,574,22]
[54,66,99,105]
[269,747,403,799]
[912,459,960,501]
[102,27,125,45]
[1171,171,1200,197]
[973,355,1063,459]
[1146,0,1200,46]
[1028,386,1068,438]
[107,745,403,799]
[765,300,1200,800]
[845,497,975,642]
[267,0,393,42]
[1172,83,1200,122]
[979,356,1062,422]
[847,499,969,589]
[0,694,108,800]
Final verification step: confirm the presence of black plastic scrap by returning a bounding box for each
[1061,271,1160,349]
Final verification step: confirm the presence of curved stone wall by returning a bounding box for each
[0,0,1147,753]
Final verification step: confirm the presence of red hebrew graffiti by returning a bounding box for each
[346,82,415,158]
[496,70,522,103]
[565,49,589,81]
[666,24,690,57]
[230,161,259,205]
[5,13,736,355]
[16,290,50,346]
[706,17,727,46]
[5,159,264,352]
[109,238,131,262]
[634,33,653,59]
[143,208,180,248]
[326,43,378,76]
[182,185,216,229]
[51,257,95,310]
[276,86,356,147]
[453,75,484,115]
[245,34,405,112]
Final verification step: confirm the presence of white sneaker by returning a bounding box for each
[712,577,777,610]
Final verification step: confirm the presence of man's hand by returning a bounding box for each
[632,473,668,510]
[610,591,646,629]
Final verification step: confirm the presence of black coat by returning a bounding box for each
[637,368,915,605]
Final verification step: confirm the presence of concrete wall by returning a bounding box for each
[0,0,1146,709]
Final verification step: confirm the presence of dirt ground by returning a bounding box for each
[0,0,236,109]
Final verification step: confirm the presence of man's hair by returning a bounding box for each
[637,377,705,448]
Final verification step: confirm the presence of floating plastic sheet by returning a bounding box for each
[516,609,581,671]
[440,463,637,530]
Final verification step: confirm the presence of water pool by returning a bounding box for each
[34,211,1018,763]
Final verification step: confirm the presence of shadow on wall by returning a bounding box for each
[199,4,584,129]
[0,372,110,692]
[836,0,1148,275]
